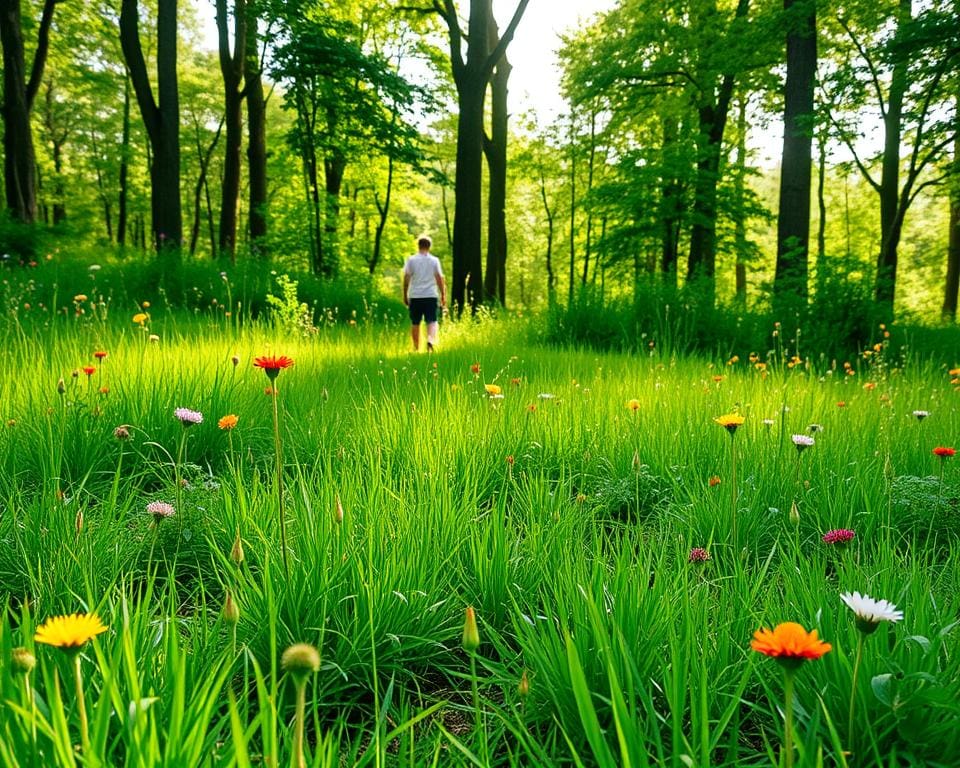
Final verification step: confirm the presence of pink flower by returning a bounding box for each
[688,547,711,563]
[822,528,855,545]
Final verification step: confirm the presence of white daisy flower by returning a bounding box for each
[912,410,929,421]
[840,591,903,634]
[792,434,815,452]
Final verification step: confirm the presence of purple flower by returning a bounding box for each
[174,407,203,426]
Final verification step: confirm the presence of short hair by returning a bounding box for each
[418,236,432,249]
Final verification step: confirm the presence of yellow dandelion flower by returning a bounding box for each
[34,613,108,650]
[132,313,148,324]
[484,383,502,396]
[626,398,640,412]
[714,413,745,434]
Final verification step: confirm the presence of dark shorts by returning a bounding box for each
[409,297,438,324]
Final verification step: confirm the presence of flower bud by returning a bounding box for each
[462,606,480,653]
[230,530,245,565]
[57,378,66,395]
[281,643,321,682]
[12,647,35,675]
[223,592,240,625]
[335,495,344,524]
[518,669,530,698]
[789,500,800,526]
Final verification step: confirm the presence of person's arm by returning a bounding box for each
[402,272,410,305]
[436,271,446,307]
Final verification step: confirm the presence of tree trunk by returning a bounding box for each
[568,109,577,305]
[685,0,750,302]
[582,108,596,287]
[216,0,246,261]
[438,0,530,315]
[483,16,510,306]
[0,0,56,224]
[733,95,748,302]
[120,0,182,254]
[659,113,681,286]
[874,1,910,308]
[323,145,346,278]
[370,155,394,275]
[774,0,816,303]
[118,76,131,246]
[245,14,268,253]
[815,128,828,299]
[190,117,223,256]
[943,96,960,320]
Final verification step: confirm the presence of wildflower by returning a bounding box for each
[626,398,640,411]
[791,434,815,453]
[264,387,275,396]
[751,622,832,667]
[913,410,929,421]
[253,355,294,381]
[99,387,109,395]
[537,392,555,400]
[57,378,66,395]
[462,606,480,653]
[863,382,876,391]
[932,446,955,458]
[789,500,800,525]
[231,354,240,367]
[147,501,175,522]
[708,475,721,487]
[511,377,521,386]
[505,455,514,465]
[714,413,745,435]
[132,313,148,324]
[282,643,321,679]
[527,404,536,412]
[93,350,107,360]
[688,547,710,563]
[840,592,903,635]
[470,362,481,375]
[82,366,95,377]
[174,407,203,426]
[484,383,503,396]
[713,375,725,383]
[807,423,823,433]
[837,401,846,408]
[218,414,239,430]
[762,418,775,429]
[142,301,151,309]
[822,528,855,545]
[114,425,131,440]
[73,294,88,302]
[35,613,108,650]
[149,334,160,343]
[335,495,345,524]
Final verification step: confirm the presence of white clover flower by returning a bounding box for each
[840,591,903,634]
[537,393,555,400]
[174,407,203,426]
[792,434,815,452]
[146,500,175,520]
[912,410,929,421]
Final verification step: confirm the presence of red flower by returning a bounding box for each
[933,446,956,459]
[470,362,481,375]
[82,366,95,376]
[93,350,108,360]
[254,355,295,381]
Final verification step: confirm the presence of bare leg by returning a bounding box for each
[426,321,439,348]
[410,324,420,351]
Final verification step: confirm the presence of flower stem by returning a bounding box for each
[292,679,307,768]
[783,669,795,768]
[272,384,290,580]
[730,435,738,546]
[848,633,864,749]
[74,653,91,759]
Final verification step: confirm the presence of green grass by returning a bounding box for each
[0,308,959,767]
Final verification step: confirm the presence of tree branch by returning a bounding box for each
[836,13,887,119]
[482,0,530,79]
[25,0,58,110]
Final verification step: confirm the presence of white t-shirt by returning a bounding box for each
[404,252,443,299]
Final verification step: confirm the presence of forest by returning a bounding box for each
[0,0,957,341]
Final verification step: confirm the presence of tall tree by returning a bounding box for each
[245,12,268,252]
[482,11,510,306]
[825,0,957,308]
[774,0,817,303]
[0,0,57,224]
[945,94,960,321]
[432,0,530,314]
[216,0,247,260]
[120,0,183,252]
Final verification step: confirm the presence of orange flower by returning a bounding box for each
[470,362,481,375]
[708,475,722,487]
[82,366,95,376]
[863,382,876,391]
[626,399,640,412]
[751,622,831,667]
[132,313,148,324]
[933,446,956,458]
[93,350,108,360]
[218,414,239,430]
[254,355,294,381]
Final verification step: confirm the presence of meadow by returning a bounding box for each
[0,306,959,767]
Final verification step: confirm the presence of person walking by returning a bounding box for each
[402,236,446,351]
